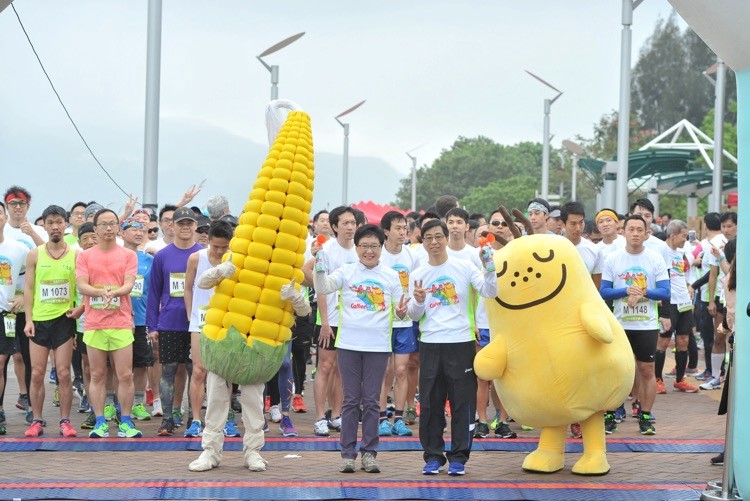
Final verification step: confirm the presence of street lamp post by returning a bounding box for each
[335,100,366,206]
[615,0,644,213]
[142,0,163,213]
[562,139,585,201]
[406,143,426,212]
[526,70,563,200]
[703,60,727,212]
[256,32,305,100]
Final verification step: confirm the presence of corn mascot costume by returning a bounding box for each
[189,100,314,472]
[474,215,634,476]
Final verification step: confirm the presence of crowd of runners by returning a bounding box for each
[0,185,737,474]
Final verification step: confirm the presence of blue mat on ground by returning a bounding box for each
[0,437,724,453]
[0,479,705,500]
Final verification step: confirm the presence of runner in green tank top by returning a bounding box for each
[22,206,83,438]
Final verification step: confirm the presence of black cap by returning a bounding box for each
[220,214,238,227]
[197,215,210,229]
[78,222,95,238]
[173,206,197,223]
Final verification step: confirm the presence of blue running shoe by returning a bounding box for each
[423,460,442,475]
[378,419,392,436]
[392,419,413,437]
[184,420,203,438]
[224,419,241,437]
[448,462,465,476]
[614,404,626,423]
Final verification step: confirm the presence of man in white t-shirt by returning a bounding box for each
[0,201,31,434]
[595,209,626,263]
[408,220,497,476]
[309,206,358,436]
[653,220,700,395]
[377,211,420,437]
[144,205,178,255]
[561,202,602,289]
[601,215,670,436]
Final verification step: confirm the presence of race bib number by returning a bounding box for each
[677,301,693,313]
[131,275,145,298]
[40,279,71,304]
[169,273,186,298]
[621,300,653,322]
[3,314,15,337]
[199,305,208,328]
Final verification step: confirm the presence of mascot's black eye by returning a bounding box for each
[497,261,508,277]
[532,249,555,263]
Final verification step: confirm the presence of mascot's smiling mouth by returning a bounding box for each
[495,263,567,310]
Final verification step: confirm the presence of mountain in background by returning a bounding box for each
[1,119,404,216]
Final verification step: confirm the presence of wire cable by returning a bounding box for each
[11,3,134,201]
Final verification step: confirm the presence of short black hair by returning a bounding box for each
[149,213,158,222]
[208,220,234,240]
[329,206,356,236]
[560,201,586,223]
[623,214,647,231]
[71,201,87,212]
[354,224,385,245]
[3,186,31,203]
[313,210,329,222]
[662,213,672,220]
[381,211,406,232]
[629,198,655,215]
[720,211,737,225]
[468,219,479,232]
[445,207,470,223]
[421,219,449,237]
[418,211,440,228]
[434,195,459,218]
[406,211,419,221]
[0,201,5,213]
[159,204,178,221]
[41,205,68,222]
[93,208,118,225]
[469,213,485,222]
[352,208,367,226]
[703,212,721,231]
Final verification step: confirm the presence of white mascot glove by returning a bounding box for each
[280,279,312,316]
[197,257,237,290]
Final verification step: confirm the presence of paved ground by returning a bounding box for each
[0,357,729,500]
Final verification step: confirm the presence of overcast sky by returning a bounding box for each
[0,0,683,212]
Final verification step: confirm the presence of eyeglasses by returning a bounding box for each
[96,222,119,228]
[357,244,381,251]
[71,211,86,217]
[7,201,28,208]
[161,218,173,224]
[147,228,159,234]
[422,234,446,242]
[490,220,508,227]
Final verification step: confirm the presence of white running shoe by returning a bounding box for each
[151,398,164,417]
[269,405,282,423]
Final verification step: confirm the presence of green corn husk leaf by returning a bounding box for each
[201,326,288,385]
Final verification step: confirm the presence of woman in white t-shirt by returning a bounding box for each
[314,224,409,474]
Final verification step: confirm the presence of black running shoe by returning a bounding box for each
[474,422,490,438]
[710,452,724,466]
[495,421,517,439]
[638,414,655,435]
[604,412,617,434]
[157,418,175,436]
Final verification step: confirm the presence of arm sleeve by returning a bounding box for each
[599,280,628,300]
[313,267,344,296]
[146,254,163,332]
[645,279,671,301]
[470,266,498,299]
[691,270,710,290]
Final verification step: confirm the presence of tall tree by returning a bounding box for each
[631,14,735,133]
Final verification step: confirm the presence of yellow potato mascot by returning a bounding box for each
[474,232,634,475]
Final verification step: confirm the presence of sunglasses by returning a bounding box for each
[490,220,508,227]
[147,228,159,234]
[196,227,209,234]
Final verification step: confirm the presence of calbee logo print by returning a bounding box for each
[349,279,387,312]
[426,275,459,307]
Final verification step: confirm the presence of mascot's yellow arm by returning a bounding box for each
[579,303,614,344]
[474,334,507,381]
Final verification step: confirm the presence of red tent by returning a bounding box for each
[350,201,408,226]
